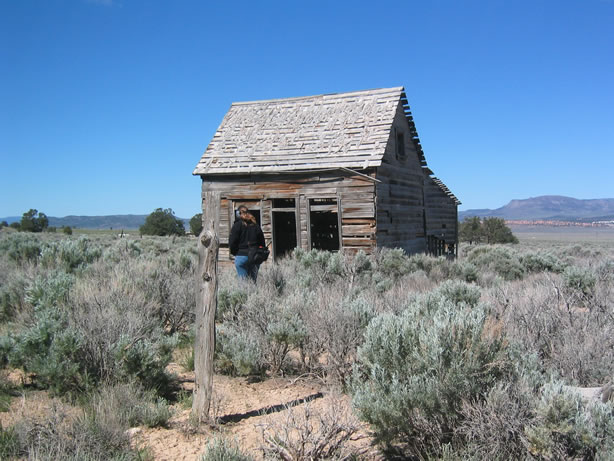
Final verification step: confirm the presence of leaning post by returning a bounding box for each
[192,191,220,423]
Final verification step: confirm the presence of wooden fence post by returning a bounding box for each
[192,191,220,423]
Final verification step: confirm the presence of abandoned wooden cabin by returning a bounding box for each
[193,86,460,265]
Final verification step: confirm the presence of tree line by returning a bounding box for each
[1,208,204,237]
[4,209,516,245]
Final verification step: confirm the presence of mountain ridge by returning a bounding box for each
[459,196,614,222]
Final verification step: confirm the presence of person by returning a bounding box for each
[229,205,265,281]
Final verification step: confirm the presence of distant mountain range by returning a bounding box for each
[1,214,190,230]
[459,196,614,222]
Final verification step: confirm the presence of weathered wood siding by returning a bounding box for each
[375,100,427,254]
[200,170,376,267]
[424,176,458,244]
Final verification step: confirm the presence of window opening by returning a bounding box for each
[309,198,339,251]
[396,130,406,162]
[273,198,295,208]
[233,201,261,226]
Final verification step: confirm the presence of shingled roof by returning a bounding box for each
[193,86,422,175]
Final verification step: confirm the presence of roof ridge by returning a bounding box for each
[231,86,404,106]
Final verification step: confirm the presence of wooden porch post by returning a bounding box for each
[192,191,220,423]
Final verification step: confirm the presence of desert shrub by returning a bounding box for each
[10,399,144,460]
[0,232,42,264]
[408,252,446,275]
[40,236,102,272]
[101,239,142,263]
[436,279,481,307]
[298,286,376,384]
[374,248,412,280]
[525,381,614,460]
[126,254,196,334]
[228,285,307,375]
[342,249,373,288]
[466,245,525,281]
[520,251,566,274]
[450,260,479,283]
[87,381,172,429]
[7,308,89,395]
[372,250,438,292]
[0,270,29,322]
[292,248,345,286]
[260,396,365,461]
[0,423,19,459]
[0,373,15,411]
[25,269,74,310]
[352,284,509,457]
[486,273,614,385]
[201,436,253,461]
[215,323,264,376]
[563,265,596,298]
[455,382,534,460]
[4,263,177,397]
[595,259,614,281]
[217,284,248,322]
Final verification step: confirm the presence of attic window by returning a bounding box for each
[396,130,406,162]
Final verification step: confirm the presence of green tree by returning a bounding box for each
[459,217,518,245]
[482,217,518,244]
[0,221,8,228]
[19,209,49,233]
[459,216,482,244]
[189,213,203,235]
[62,226,73,235]
[140,208,185,236]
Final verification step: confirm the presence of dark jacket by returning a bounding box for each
[229,219,265,257]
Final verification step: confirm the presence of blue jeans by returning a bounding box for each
[235,255,259,282]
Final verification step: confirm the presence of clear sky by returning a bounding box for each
[1,0,613,219]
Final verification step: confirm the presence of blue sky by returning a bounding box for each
[1,0,613,218]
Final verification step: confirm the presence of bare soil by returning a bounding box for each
[1,365,378,460]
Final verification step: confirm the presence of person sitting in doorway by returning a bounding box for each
[229,205,265,282]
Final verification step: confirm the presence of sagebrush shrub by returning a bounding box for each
[201,436,253,461]
[87,381,173,429]
[375,248,412,280]
[293,248,345,286]
[456,382,533,460]
[40,236,102,272]
[24,269,74,311]
[466,245,525,281]
[486,273,614,385]
[10,389,150,460]
[520,251,565,274]
[0,233,42,264]
[0,270,29,322]
[215,323,264,376]
[299,285,376,384]
[260,396,365,461]
[525,381,614,460]
[563,265,596,298]
[352,284,509,457]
